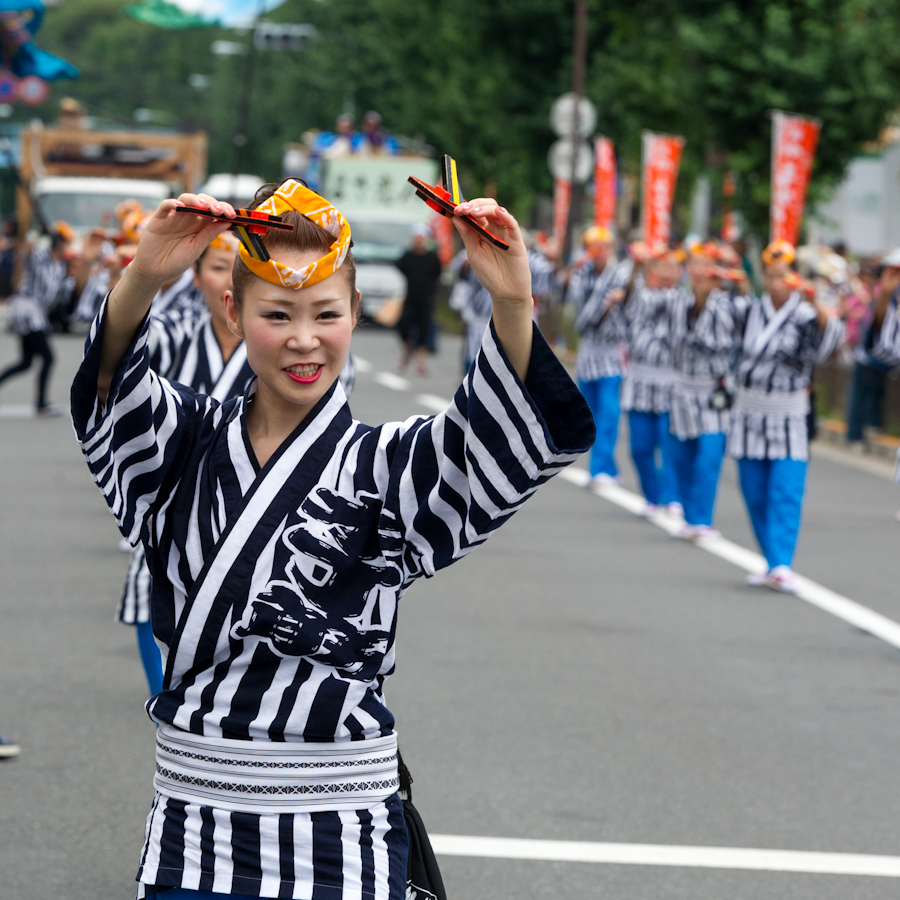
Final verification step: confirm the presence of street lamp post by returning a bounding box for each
[564,0,588,262]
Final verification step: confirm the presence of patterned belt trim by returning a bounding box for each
[154,725,399,814]
[628,363,674,385]
[674,372,716,391]
[735,388,809,416]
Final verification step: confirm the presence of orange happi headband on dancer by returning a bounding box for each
[761,239,796,267]
[237,180,352,290]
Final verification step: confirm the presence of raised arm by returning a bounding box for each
[451,200,533,379]
[96,194,236,404]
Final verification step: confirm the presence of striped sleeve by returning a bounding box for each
[872,304,900,365]
[811,313,845,363]
[384,322,595,577]
[691,291,747,354]
[70,296,210,545]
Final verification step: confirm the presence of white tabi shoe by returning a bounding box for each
[587,473,619,493]
[639,502,660,518]
[765,565,799,594]
[673,524,696,540]
[690,525,721,542]
[745,571,768,586]
[665,502,684,518]
[0,737,21,759]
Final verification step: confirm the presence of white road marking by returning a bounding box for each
[373,371,410,392]
[431,834,900,877]
[560,468,900,650]
[353,356,373,374]
[364,376,900,651]
[0,404,34,419]
[415,394,450,413]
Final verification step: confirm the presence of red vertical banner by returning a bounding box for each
[430,212,454,267]
[722,170,739,242]
[593,136,617,228]
[640,131,685,247]
[553,178,572,251]
[770,111,821,246]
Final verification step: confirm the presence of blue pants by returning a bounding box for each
[628,411,680,506]
[136,620,163,697]
[669,432,727,527]
[845,362,887,442]
[579,376,621,478]
[738,457,807,570]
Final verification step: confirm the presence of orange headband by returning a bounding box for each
[237,179,352,290]
[761,240,796,267]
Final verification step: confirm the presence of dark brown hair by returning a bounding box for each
[231,179,358,313]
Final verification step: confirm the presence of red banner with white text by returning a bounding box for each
[640,131,684,248]
[552,178,571,251]
[593,136,617,229]
[770,111,821,247]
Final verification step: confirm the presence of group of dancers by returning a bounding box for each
[69,180,594,900]
[567,229,845,594]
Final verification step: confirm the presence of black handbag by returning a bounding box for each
[398,752,448,900]
[709,377,734,411]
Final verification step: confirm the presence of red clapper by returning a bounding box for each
[408,155,509,251]
[175,206,295,262]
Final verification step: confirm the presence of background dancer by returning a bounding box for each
[622,245,683,516]
[0,226,70,416]
[729,241,845,592]
[668,243,741,540]
[566,225,633,488]
[395,223,442,375]
[71,182,593,900]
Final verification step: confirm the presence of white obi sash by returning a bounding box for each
[155,724,400,814]
[735,388,809,417]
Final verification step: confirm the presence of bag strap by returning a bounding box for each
[163,385,351,687]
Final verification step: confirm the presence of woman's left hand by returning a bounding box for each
[452,199,532,310]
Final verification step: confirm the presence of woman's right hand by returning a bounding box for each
[128,193,236,290]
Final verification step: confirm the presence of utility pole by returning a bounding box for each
[563,0,588,261]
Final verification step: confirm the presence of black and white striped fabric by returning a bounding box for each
[872,296,900,366]
[669,287,741,441]
[117,312,257,626]
[527,249,559,300]
[621,281,679,413]
[7,246,68,335]
[567,257,633,381]
[72,297,593,898]
[73,267,111,324]
[727,292,844,460]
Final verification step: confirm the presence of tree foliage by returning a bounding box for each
[29,0,900,237]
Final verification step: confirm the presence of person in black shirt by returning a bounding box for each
[395,224,442,375]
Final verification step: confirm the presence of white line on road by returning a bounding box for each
[431,834,900,877]
[558,467,900,650]
[415,394,450,413]
[373,371,410,392]
[353,356,373,373]
[0,404,34,419]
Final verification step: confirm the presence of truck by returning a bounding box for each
[316,155,441,321]
[16,123,208,239]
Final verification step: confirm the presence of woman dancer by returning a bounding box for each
[622,246,683,516]
[71,180,593,899]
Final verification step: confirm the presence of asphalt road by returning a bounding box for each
[2,325,900,900]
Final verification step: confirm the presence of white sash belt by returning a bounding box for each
[154,725,399,814]
[628,363,674,385]
[674,372,716,392]
[735,388,809,416]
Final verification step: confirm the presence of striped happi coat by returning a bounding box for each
[621,279,679,414]
[567,257,634,382]
[727,292,845,460]
[669,287,741,441]
[72,298,593,899]
[119,309,357,626]
[118,311,256,626]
